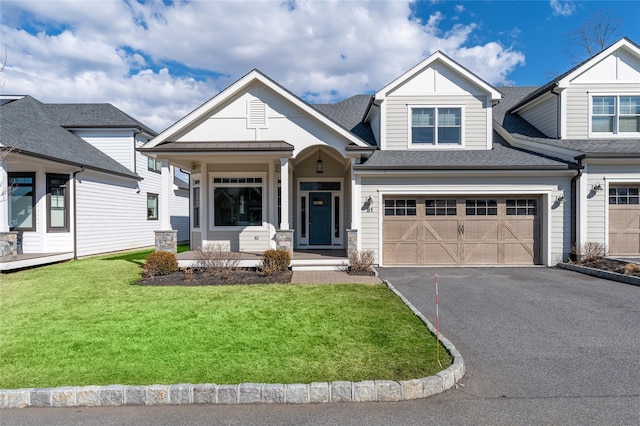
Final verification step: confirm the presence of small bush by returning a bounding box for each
[349,250,375,274]
[260,249,290,275]
[572,242,607,263]
[195,243,241,277]
[623,263,640,276]
[143,251,178,277]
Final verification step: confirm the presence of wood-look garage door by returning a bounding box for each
[609,186,640,256]
[383,197,540,265]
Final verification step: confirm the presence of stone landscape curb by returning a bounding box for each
[557,263,640,286]
[0,280,464,408]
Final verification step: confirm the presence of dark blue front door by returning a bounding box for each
[309,192,332,245]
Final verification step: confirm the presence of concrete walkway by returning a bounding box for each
[291,270,382,284]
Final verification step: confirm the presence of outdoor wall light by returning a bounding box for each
[316,151,324,174]
[366,195,373,204]
[592,182,603,192]
[555,194,565,203]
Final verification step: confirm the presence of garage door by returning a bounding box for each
[383,197,540,265]
[609,186,640,256]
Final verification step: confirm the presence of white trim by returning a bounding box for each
[296,177,344,249]
[159,160,171,230]
[208,172,268,231]
[407,105,466,149]
[191,173,202,231]
[485,95,492,150]
[559,89,567,139]
[379,101,387,150]
[280,159,290,230]
[375,187,554,267]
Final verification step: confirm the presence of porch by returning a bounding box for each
[0,252,74,272]
[177,249,349,271]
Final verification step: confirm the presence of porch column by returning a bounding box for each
[0,158,18,261]
[348,158,360,254]
[155,159,177,253]
[0,158,9,232]
[275,158,294,255]
[279,158,290,230]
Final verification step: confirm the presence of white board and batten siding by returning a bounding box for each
[358,174,572,266]
[382,61,491,151]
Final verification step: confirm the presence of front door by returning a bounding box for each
[309,192,332,245]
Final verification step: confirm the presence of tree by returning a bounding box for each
[565,9,622,62]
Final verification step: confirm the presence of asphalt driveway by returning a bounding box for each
[4,267,639,425]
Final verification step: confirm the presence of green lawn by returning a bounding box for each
[0,249,451,389]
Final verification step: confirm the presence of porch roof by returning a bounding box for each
[139,140,294,154]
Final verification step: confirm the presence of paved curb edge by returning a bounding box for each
[0,280,464,408]
[557,263,640,286]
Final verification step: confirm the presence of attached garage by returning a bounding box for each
[383,196,541,265]
[608,185,640,256]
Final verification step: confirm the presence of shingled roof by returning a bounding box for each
[313,95,376,146]
[44,103,157,136]
[0,96,143,179]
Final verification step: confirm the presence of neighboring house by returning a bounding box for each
[139,37,639,267]
[0,96,189,271]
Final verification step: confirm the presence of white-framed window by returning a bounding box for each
[591,95,640,135]
[147,157,162,173]
[211,174,266,228]
[410,106,463,146]
[147,193,158,220]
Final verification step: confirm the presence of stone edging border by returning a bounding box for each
[557,263,640,286]
[0,280,464,408]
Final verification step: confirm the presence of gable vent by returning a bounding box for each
[247,99,268,128]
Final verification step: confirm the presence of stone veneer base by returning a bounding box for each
[0,280,464,408]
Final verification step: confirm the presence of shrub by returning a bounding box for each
[260,249,290,275]
[143,251,179,277]
[195,243,241,277]
[572,242,607,263]
[349,250,375,274]
[623,263,640,276]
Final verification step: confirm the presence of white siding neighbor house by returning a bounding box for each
[0,96,189,271]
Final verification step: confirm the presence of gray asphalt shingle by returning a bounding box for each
[313,95,376,145]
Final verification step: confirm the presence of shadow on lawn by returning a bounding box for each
[100,244,190,267]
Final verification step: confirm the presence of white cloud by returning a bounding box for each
[455,5,465,13]
[550,0,575,17]
[0,0,526,130]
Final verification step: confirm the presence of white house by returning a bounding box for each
[0,96,189,271]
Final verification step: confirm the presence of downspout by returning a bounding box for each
[570,159,583,261]
[73,166,85,260]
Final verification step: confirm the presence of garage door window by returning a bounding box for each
[384,199,416,216]
[466,199,497,216]
[609,187,639,205]
[425,199,457,216]
[506,199,538,215]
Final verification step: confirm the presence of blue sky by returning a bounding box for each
[1,0,639,131]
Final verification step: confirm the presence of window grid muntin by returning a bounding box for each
[47,173,69,231]
[411,107,462,145]
[425,199,457,216]
[506,199,538,215]
[465,199,498,216]
[384,199,417,216]
[592,95,640,134]
[609,187,640,205]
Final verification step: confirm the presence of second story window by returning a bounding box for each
[148,157,162,173]
[411,107,462,146]
[592,95,640,135]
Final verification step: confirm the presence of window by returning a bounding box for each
[147,193,158,220]
[592,95,640,134]
[47,174,69,232]
[8,172,35,231]
[426,199,457,216]
[147,157,162,173]
[213,176,263,227]
[466,199,497,216]
[609,187,639,205]
[384,199,417,216]
[192,187,200,228]
[411,107,462,145]
[506,199,538,215]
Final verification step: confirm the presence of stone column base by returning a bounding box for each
[0,231,18,261]
[155,230,178,253]
[275,230,295,255]
[347,229,358,258]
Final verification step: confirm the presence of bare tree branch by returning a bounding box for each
[564,9,622,63]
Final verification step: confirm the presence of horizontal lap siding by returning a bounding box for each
[359,175,572,265]
[385,95,487,150]
[519,95,557,138]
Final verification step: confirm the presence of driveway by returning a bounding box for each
[3,267,639,425]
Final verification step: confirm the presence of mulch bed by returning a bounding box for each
[577,258,640,277]
[138,269,293,286]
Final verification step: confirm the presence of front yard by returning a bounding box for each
[0,250,450,389]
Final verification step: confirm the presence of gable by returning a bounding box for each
[388,61,491,97]
[570,48,640,84]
